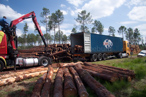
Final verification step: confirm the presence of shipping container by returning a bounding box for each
[71,32,124,61]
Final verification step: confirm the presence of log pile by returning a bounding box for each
[18,44,84,62]
[31,62,135,97]
[130,45,141,54]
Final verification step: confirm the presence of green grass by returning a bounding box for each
[92,56,146,97]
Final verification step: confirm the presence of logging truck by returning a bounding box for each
[71,32,130,62]
[0,11,52,71]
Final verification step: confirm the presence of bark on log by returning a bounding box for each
[84,69,118,82]
[69,67,89,97]
[59,62,83,68]
[63,68,77,97]
[31,73,47,97]
[41,65,54,97]
[0,71,47,86]
[74,64,115,97]
[50,50,67,56]
[84,62,135,78]
[53,68,64,97]
[83,65,132,81]
[97,64,135,78]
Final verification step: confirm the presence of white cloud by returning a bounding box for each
[16,29,23,36]
[120,21,137,25]
[61,4,66,8]
[61,23,73,29]
[128,6,146,21]
[66,0,86,7]
[135,24,146,36]
[70,0,126,19]
[61,10,68,15]
[126,0,146,7]
[0,4,23,20]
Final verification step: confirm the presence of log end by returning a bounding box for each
[80,91,89,97]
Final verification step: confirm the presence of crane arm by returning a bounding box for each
[10,11,47,49]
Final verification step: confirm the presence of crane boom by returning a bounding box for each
[10,11,47,50]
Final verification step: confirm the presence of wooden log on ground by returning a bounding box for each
[53,68,64,97]
[69,67,89,97]
[74,64,115,97]
[41,65,54,97]
[31,73,47,97]
[59,62,83,68]
[63,68,77,97]
[0,71,47,86]
[84,62,135,78]
[97,64,135,78]
[84,69,118,82]
[83,65,132,81]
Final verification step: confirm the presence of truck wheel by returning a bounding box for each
[90,54,98,62]
[0,60,4,71]
[102,53,107,60]
[97,53,102,61]
[39,56,50,67]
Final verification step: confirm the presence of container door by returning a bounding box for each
[84,33,91,53]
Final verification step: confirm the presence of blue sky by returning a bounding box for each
[0,0,146,41]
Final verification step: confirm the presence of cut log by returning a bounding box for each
[31,73,47,97]
[41,65,54,97]
[84,69,118,82]
[74,64,115,97]
[69,67,89,97]
[50,50,67,57]
[63,68,77,97]
[0,71,47,86]
[53,68,64,97]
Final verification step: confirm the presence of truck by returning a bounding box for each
[0,11,52,71]
[71,32,130,62]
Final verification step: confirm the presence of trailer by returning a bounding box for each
[71,32,130,62]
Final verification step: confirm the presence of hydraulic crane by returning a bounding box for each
[0,11,51,71]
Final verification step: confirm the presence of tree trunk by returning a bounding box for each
[41,65,54,97]
[31,73,47,97]
[74,63,115,97]
[53,68,64,97]
[69,67,89,97]
[63,68,77,97]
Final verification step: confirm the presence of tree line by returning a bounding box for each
[18,8,143,49]
[72,10,142,45]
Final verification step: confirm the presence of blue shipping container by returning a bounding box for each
[71,32,123,54]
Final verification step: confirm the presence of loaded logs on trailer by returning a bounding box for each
[18,44,73,62]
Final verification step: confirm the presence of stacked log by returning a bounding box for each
[84,62,134,81]
[41,65,54,97]
[69,67,89,97]
[53,68,64,97]
[74,63,115,97]
[130,45,141,54]
[31,73,47,97]
[18,44,72,62]
[63,68,77,97]
[0,70,47,86]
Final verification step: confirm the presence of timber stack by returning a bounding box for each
[30,62,135,97]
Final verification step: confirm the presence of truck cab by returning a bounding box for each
[123,41,130,56]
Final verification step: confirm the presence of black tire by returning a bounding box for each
[90,54,98,62]
[39,56,51,67]
[0,60,4,72]
[97,53,102,61]
[102,53,107,60]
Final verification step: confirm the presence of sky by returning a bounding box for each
[0,0,146,41]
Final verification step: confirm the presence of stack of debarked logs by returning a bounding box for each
[31,62,135,97]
